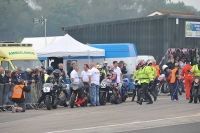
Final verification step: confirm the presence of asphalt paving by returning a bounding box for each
[0,94,200,133]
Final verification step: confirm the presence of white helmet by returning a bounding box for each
[146,60,153,66]
[162,65,168,71]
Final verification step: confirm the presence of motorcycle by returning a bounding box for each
[42,80,68,110]
[109,82,121,104]
[99,79,113,105]
[69,82,88,108]
[120,78,129,102]
[192,77,200,103]
[155,74,170,96]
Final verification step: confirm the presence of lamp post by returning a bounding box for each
[33,15,47,46]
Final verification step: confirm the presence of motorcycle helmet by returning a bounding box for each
[138,60,146,67]
[53,69,61,78]
[46,67,54,75]
[146,60,153,66]
[162,65,168,71]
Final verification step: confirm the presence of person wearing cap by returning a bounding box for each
[96,65,105,83]
[182,59,193,100]
[102,61,108,75]
[169,63,181,101]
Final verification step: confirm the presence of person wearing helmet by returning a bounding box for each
[137,60,154,105]
[146,60,157,101]
[37,69,68,108]
[96,65,105,83]
[44,67,54,83]
[188,59,200,103]
[107,65,120,99]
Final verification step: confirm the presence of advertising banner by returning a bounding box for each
[185,21,200,38]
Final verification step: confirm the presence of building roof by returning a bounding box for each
[147,10,196,16]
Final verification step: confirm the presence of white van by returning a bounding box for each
[137,55,155,63]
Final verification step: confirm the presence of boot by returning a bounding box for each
[189,98,193,103]
[136,99,142,105]
[146,101,153,104]
[154,96,157,101]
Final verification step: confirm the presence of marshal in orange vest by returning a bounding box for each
[12,85,26,99]
[170,68,178,83]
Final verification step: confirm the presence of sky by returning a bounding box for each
[171,0,200,10]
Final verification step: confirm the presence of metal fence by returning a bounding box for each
[0,82,43,112]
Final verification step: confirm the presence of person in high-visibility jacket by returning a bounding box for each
[44,67,54,83]
[182,59,193,100]
[189,60,200,103]
[146,60,157,101]
[137,60,154,105]
[11,80,30,113]
[169,63,181,101]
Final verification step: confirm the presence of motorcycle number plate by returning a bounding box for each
[43,87,50,93]
[101,83,106,88]
[109,91,112,93]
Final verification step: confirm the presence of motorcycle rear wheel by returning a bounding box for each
[70,93,76,108]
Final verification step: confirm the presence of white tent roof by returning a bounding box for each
[21,36,62,50]
[36,34,105,57]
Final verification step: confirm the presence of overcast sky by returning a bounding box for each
[171,0,200,10]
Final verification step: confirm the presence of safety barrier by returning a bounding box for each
[0,82,43,112]
[0,84,4,109]
[26,81,43,109]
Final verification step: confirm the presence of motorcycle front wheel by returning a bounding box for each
[70,93,76,108]
[100,93,107,105]
[155,83,161,96]
[45,96,52,110]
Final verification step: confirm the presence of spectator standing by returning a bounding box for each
[89,63,100,106]
[11,70,18,84]
[179,57,186,93]
[102,61,108,74]
[0,66,4,84]
[113,61,122,88]
[11,80,30,113]
[166,58,175,70]
[67,61,77,78]
[59,63,66,83]
[16,67,23,80]
[4,70,12,84]
[121,63,128,74]
[80,64,90,85]
[25,68,34,85]
[174,55,180,63]
[96,65,105,83]
[70,65,80,82]
[40,66,45,84]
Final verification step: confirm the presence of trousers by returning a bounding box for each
[184,76,193,99]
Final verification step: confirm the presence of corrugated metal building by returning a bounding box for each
[61,14,200,62]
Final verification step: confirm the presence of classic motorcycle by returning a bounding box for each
[69,82,88,108]
[99,79,113,105]
[155,74,170,96]
[193,76,200,103]
[120,78,129,102]
[42,80,68,110]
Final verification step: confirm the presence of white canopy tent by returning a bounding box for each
[21,36,62,50]
[36,34,105,57]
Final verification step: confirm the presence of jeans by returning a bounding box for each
[171,81,178,100]
[89,83,99,106]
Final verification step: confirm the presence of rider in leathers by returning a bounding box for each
[107,65,121,99]
[37,69,68,108]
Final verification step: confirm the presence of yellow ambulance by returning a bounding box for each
[0,43,42,70]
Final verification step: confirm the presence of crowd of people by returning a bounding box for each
[0,54,200,112]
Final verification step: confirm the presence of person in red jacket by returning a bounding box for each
[182,59,194,100]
